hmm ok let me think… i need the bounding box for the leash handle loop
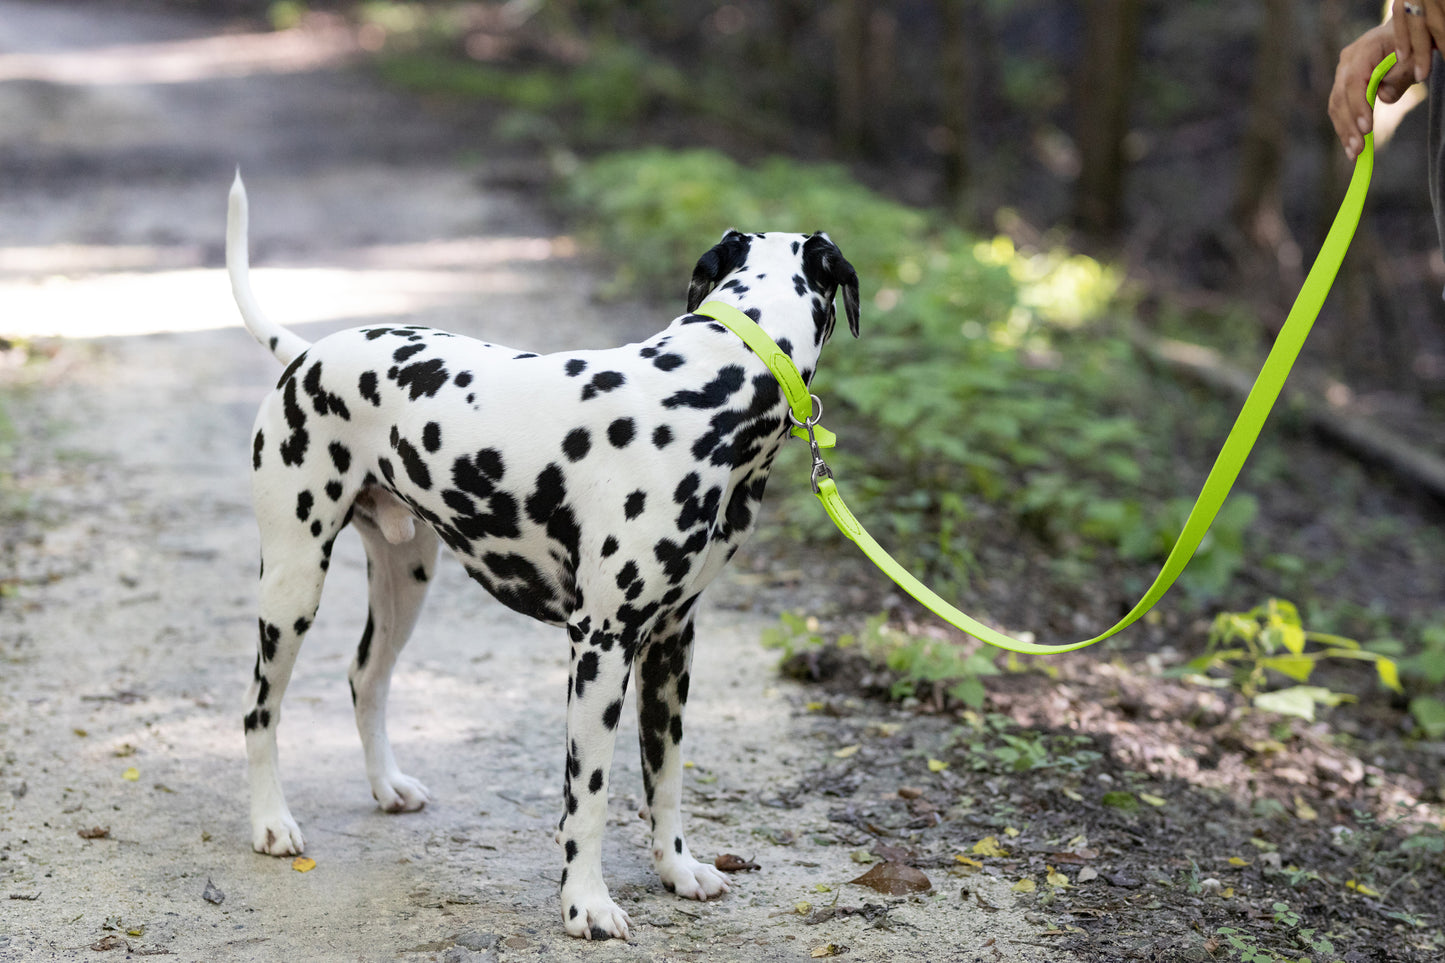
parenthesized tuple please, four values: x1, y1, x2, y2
(697, 52, 1394, 656)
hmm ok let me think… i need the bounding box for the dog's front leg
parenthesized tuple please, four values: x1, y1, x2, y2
(556, 624, 633, 940)
(635, 613, 730, 902)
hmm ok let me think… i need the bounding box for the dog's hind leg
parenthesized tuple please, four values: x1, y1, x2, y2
(245, 518, 333, 856)
(349, 508, 439, 813)
(635, 608, 729, 902)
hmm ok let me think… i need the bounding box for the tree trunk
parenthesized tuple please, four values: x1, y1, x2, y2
(1074, 0, 1144, 238)
(1231, 0, 1299, 288)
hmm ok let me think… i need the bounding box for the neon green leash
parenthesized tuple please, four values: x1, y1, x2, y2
(699, 54, 1394, 655)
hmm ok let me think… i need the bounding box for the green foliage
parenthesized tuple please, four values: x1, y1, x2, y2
(761, 612, 999, 709)
(1213, 900, 1342, 963)
(1180, 599, 1402, 723)
(955, 713, 1103, 774)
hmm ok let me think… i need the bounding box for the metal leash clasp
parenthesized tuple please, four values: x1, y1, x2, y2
(788, 393, 833, 493)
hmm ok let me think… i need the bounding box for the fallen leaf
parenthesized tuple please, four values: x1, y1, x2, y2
(814, 883, 832, 893)
(1293, 795, 1318, 821)
(1061, 787, 1084, 802)
(1227, 857, 1250, 867)
(926, 758, 949, 772)
(972, 836, 1009, 858)
(1139, 793, 1167, 807)
(1076, 867, 1099, 883)
(90, 935, 129, 952)
(954, 855, 983, 869)
(795, 900, 812, 915)
(77, 827, 111, 840)
(1011, 878, 1037, 893)
(1101, 791, 1137, 811)
(714, 854, 760, 872)
(848, 861, 932, 895)
(1045, 867, 1070, 888)
(849, 850, 877, 864)
(292, 857, 316, 873)
(810, 944, 848, 958)
(896, 786, 923, 799)
(806, 701, 825, 712)
(1003, 826, 1020, 837)
(1222, 887, 1234, 898)
(121, 768, 140, 782)
(833, 744, 860, 759)
(202, 879, 225, 905)
(1346, 879, 1380, 897)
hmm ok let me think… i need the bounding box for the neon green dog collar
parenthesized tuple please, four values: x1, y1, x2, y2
(699, 53, 1395, 655)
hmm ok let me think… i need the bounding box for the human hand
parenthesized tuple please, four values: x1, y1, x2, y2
(1330, 22, 1415, 161)
(1393, 0, 1445, 84)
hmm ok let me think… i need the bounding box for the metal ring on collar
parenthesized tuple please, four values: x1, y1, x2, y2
(787, 394, 824, 429)
(1404, 1, 1425, 17)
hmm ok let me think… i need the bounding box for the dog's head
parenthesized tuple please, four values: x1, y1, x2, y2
(686, 230, 860, 342)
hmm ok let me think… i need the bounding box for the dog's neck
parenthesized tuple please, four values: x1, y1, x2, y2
(699, 284, 834, 383)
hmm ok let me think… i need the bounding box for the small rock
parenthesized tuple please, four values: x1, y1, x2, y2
(455, 931, 501, 951)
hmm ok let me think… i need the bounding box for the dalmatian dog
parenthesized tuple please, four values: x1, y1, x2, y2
(225, 173, 859, 940)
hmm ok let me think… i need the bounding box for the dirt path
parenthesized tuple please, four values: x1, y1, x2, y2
(0, 4, 1040, 960)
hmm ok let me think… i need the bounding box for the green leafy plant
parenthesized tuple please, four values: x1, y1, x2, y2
(1180, 599, 1402, 722)
(1214, 901, 1341, 963)
(761, 612, 1000, 709)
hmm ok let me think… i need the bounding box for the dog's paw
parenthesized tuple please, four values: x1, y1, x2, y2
(372, 771, 431, 813)
(561, 890, 631, 941)
(252, 814, 305, 856)
(657, 854, 731, 901)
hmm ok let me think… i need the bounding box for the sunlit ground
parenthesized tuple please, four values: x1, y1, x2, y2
(0, 237, 577, 340)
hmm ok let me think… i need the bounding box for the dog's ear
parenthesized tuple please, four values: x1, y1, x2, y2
(687, 230, 751, 312)
(805, 233, 861, 338)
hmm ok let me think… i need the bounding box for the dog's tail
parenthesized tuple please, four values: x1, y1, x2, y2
(227, 171, 309, 366)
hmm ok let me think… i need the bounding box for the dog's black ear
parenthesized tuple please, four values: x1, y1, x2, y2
(804, 233, 861, 338)
(687, 230, 751, 312)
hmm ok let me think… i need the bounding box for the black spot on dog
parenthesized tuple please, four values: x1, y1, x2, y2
(601, 536, 619, 557)
(615, 564, 643, 597)
(663, 365, 745, 410)
(364, 328, 392, 340)
(412, 565, 429, 582)
(624, 490, 646, 520)
(357, 611, 374, 668)
(581, 370, 625, 401)
(293, 616, 311, 635)
(258, 619, 281, 662)
(589, 769, 604, 793)
(574, 650, 599, 697)
(525, 464, 567, 525)
(674, 836, 683, 854)
(602, 699, 623, 730)
(453, 370, 473, 388)
(392, 357, 450, 400)
(607, 418, 635, 448)
(302, 361, 350, 420)
(422, 422, 442, 453)
(565, 358, 588, 377)
(565, 839, 578, 862)
(653, 353, 684, 372)
(277, 351, 307, 390)
(392, 342, 426, 363)
(562, 428, 591, 462)
(358, 371, 381, 406)
(252, 430, 265, 470)
(394, 437, 432, 490)
(310, 519, 323, 537)
(652, 425, 674, 449)
(296, 490, 313, 522)
(328, 441, 352, 475)
(279, 378, 309, 467)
